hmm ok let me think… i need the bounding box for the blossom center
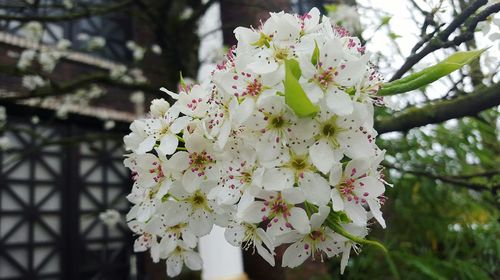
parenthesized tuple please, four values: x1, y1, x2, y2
(317, 116, 346, 148)
(337, 177, 366, 204)
(189, 151, 214, 175)
(291, 158, 306, 170)
(252, 32, 272, 48)
(243, 79, 263, 97)
(149, 161, 164, 182)
(274, 46, 290, 61)
(313, 66, 336, 90)
(308, 229, 326, 241)
(322, 123, 336, 137)
(188, 190, 212, 212)
(270, 115, 285, 128)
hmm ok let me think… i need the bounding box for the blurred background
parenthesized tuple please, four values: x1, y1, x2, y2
(0, 0, 498, 279)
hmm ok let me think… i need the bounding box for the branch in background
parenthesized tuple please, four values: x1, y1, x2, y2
(390, 0, 500, 81)
(383, 162, 497, 192)
(0, 65, 157, 102)
(0, 0, 133, 22)
(375, 82, 500, 134)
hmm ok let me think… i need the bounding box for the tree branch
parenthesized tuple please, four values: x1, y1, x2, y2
(0, 0, 133, 22)
(389, 0, 499, 81)
(0, 65, 157, 102)
(383, 162, 493, 192)
(376, 83, 500, 134)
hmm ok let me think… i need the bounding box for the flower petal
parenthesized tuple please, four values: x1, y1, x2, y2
(262, 168, 294, 191)
(282, 188, 305, 204)
(183, 251, 203, 271)
(309, 139, 335, 174)
(329, 162, 343, 185)
(282, 240, 311, 268)
(325, 88, 353, 116)
(241, 201, 268, 223)
(330, 189, 344, 212)
(166, 255, 183, 277)
(344, 202, 367, 226)
(158, 133, 178, 155)
(189, 209, 213, 236)
(136, 135, 156, 154)
(300, 173, 331, 206)
(367, 198, 386, 228)
(170, 116, 191, 134)
(310, 205, 330, 229)
(288, 207, 311, 234)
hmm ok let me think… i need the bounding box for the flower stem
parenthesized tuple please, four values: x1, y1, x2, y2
(328, 220, 388, 253)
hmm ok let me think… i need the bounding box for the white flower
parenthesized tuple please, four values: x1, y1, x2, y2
(168, 182, 218, 237)
(165, 242, 202, 277)
(328, 4, 362, 34)
(334, 223, 368, 274)
(0, 136, 11, 150)
(175, 133, 218, 192)
(57, 39, 71, 49)
(225, 221, 275, 266)
(104, 120, 115, 130)
(281, 206, 343, 268)
(88, 36, 106, 50)
(31, 115, 40, 124)
(99, 209, 121, 227)
(151, 44, 162, 55)
(127, 41, 146, 61)
(38, 51, 59, 72)
(17, 50, 36, 70)
(329, 154, 386, 227)
(22, 21, 43, 41)
(261, 142, 331, 206)
(180, 7, 193, 20)
(22, 75, 47, 90)
(308, 103, 377, 173)
(130, 91, 145, 104)
(0, 106, 5, 124)
(63, 0, 73, 9)
(77, 33, 90, 41)
(210, 141, 264, 205)
(241, 188, 310, 236)
(161, 85, 211, 118)
(123, 7, 390, 276)
(150, 98, 170, 117)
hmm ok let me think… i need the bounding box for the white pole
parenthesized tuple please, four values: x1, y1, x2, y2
(199, 226, 246, 280)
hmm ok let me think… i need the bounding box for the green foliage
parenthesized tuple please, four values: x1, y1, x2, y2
(381, 16, 392, 26)
(323, 109, 499, 279)
(311, 41, 320, 67)
(284, 59, 319, 118)
(379, 49, 486, 96)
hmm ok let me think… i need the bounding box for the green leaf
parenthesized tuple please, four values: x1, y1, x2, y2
(324, 4, 337, 13)
(179, 71, 186, 88)
(251, 32, 271, 48)
(287, 58, 301, 80)
(406, 259, 448, 280)
(381, 16, 392, 26)
(284, 59, 318, 118)
(379, 49, 486, 96)
(311, 41, 320, 67)
(389, 32, 401, 39)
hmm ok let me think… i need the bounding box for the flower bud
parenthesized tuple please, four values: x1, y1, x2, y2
(150, 98, 170, 117)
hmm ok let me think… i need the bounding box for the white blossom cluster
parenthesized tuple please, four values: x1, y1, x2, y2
(124, 8, 389, 277)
